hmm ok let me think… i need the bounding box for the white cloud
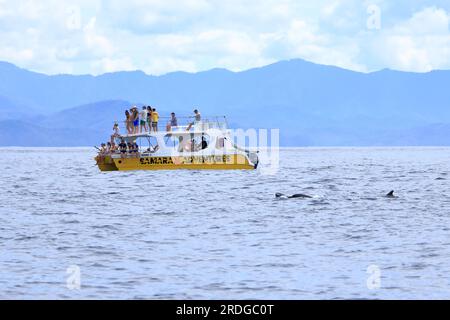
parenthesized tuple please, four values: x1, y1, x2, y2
(66, 6, 82, 31)
(371, 7, 450, 72)
(91, 57, 136, 74)
(394, 6, 449, 35)
(83, 17, 115, 57)
(0, 1, 449, 75)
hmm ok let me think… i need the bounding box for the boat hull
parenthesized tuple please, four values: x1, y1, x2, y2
(96, 154, 255, 171)
(95, 155, 119, 171)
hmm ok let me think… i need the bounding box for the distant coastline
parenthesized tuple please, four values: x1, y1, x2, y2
(1, 59, 450, 147)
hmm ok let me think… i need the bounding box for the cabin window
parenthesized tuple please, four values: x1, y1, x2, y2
(139, 136, 159, 153)
(164, 134, 181, 150)
(216, 137, 225, 149)
(172, 134, 210, 152)
(191, 134, 210, 152)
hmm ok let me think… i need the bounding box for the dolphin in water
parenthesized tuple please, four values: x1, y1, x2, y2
(275, 192, 313, 199)
(385, 190, 397, 198)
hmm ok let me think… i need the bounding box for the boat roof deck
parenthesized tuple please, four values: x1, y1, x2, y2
(116, 116, 229, 138)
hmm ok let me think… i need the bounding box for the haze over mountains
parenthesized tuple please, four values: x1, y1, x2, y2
(0, 59, 449, 146)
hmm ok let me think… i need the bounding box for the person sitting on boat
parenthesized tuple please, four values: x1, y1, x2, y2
(170, 112, 178, 127)
(110, 142, 117, 153)
(127, 142, 133, 156)
(186, 109, 201, 131)
(201, 136, 208, 150)
(166, 112, 178, 132)
(119, 139, 127, 158)
(151, 108, 159, 132)
(100, 143, 107, 154)
(96, 143, 107, 163)
(192, 137, 207, 152)
(180, 137, 190, 152)
(147, 144, 159, 154)
(194, 109, 201, 122)
(193, 141, 201, 152)
(216, 137, 225, 149)
(184, 139, 195, 152)
(133, 142, 140, 156)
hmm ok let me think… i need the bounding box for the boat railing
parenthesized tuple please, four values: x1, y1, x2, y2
(112, 115, 228, 137)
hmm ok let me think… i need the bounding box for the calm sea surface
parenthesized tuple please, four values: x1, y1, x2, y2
(1, 147, 450, 299)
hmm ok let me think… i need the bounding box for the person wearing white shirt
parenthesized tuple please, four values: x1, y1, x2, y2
(140, 106, 148, 133)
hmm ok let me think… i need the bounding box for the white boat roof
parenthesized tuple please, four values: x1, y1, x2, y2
(115, 116, 229, 140)
(123, 129, 225, 139)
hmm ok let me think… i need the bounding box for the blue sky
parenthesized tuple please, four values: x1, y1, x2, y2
(0, 0, 449, 75)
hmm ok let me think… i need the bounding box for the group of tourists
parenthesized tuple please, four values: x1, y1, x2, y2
(118, 140, 140, 158)
(99, 107, 203, 158)
(98, 140, 141, 159)
(122, 107, 201, 135)
(126, 106, 160, 134)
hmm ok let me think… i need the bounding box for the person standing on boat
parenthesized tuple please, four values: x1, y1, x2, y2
(125, 110, 132, 134)
(111, 122, 120, 144)
(151, 108, 159, 132)
(140, 106, 148, 133)
(147, 106, 153, 132)
(132, 107, 139, 134)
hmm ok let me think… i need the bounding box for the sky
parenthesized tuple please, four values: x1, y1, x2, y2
(0, 0, 449, 75)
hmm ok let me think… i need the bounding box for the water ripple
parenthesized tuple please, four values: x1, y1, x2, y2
(1, 147, 450, 299)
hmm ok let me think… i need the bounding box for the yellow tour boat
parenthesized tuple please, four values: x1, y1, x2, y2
(95, 116, 259, 171)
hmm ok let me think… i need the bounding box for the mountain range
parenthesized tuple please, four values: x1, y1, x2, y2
(0, 59, 449, 146)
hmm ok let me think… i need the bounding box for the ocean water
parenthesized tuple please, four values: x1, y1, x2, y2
(1, 147, 450, 300)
